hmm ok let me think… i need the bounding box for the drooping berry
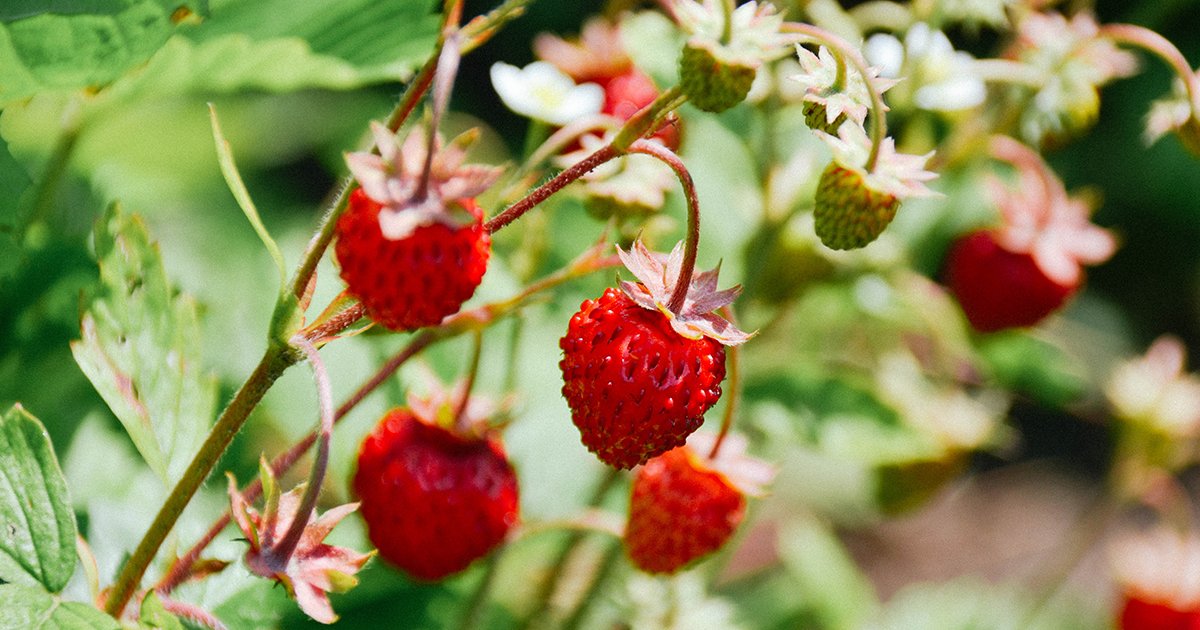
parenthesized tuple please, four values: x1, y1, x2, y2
(559, 241, 751, 469)
(813, 162, 901, 250)
(353, 396, 519, 581)
(624, 432, 773, 574)
(337, 123, 500, 331)
(944, 230, 1076, 332)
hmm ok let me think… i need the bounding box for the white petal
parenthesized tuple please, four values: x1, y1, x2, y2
(864, 33, 904, 79)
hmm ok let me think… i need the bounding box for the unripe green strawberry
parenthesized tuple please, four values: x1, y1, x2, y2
(678, 43, 758, 113)
(673, 0, 787, 113)
(802, 99, 848, 135)
(813, 162, 900, 250)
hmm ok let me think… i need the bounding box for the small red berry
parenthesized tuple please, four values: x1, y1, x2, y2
(335, 189, 489, 331)
(624, 444, 745, 574)
(353, 407, 519, 581)
(559, 241, 751, 469)
(601, 69, 681, 150)
(338, 123, 501, 332)
(560, 287, 725, 469)
(944, 230, 1075, 332)
(1120, 596, 1200, 630)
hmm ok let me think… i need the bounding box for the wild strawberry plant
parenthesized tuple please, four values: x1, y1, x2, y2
(1, 0, 1199, 628)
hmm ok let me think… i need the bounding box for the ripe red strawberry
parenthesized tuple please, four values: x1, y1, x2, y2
(601, 69, 681, 151)
(1120, 597, 1200, 630)
(559, 241, 751, 469)
(944, 230, 1075, 332)
(338, 123, 500, 331)
(624, 432, 773, 574)
(943, 137, 1116, 332)
(353, 390, 518, 581)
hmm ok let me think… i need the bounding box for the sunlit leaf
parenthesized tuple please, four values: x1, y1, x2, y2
(0, 0, 198, 106)
(0, 584, 121, 629)
(0, 405, 77, 593)
(69, 204, 216, 485)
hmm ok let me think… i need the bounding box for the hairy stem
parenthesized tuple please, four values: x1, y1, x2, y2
(106, 346, 298, 618)
(485, 145, 620, 233)
(267, 337, 334, 565)
(626, 140, 700, 314)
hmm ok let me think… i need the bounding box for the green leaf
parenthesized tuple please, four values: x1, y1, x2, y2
(208, 104, 285, 292)
(69, 204, 217, 485)
(0, 405, 77, 593)
(0, 136, 32, 280)
(778, 515, 879, 630)
(191, 0, 439, 77)
(0, 583, 121, 630)
(0, 0, 190, 106)
(99, 34, 406, 102)
(977, 331, 1087, 407)
(138, 592, 185, 630)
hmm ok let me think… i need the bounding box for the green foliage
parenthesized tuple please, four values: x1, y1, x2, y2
(0, 405, 77, 593)
(0, 584, 121, 630)
(778, 516, 880, 630)
(0, 137, 31, 281)
(138, 592, 185, 630)
(69, 204, 216, 485)
(0, 0, 201, 107)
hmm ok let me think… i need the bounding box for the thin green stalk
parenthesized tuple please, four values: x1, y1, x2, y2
(518, 467, 623, 629)
(458, 547, 505, 630)
(561, 540, 624, 630)
(105, 345, 298, 618)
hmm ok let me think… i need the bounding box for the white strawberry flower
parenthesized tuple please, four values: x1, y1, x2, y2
(879, 23, 986, 112)
(673, 0, 788, 65)
(489, 61, 604, 125)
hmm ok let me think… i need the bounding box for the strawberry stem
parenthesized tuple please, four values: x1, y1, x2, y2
(266, 336, 334, 566)
(485, 144, 620, 233)
(416, 32, 464, 202)
(626, 140, 700, 314)
(453, 330, 485, 433)
(708, 307, 742, 459)
(1101, 23, 1200, 118)
(782, 22, 889, 171)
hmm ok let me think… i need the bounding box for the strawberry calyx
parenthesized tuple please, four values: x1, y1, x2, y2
(405, 369, 509, 442)
(684, 431, 776, 498)
(616, 239, 753, 346)
(345, 122, 502, 241)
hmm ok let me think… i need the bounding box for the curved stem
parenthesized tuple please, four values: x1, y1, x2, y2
(708, 307, 741, 459)
(268, 336, 334, 564)
(105, 345, 298, 618)
(484, 144, 620, 233)
(1101, 23, 1200, 116)
(783, 22, 889, 171)
(626, 140, 700, 314)
(720, 0, 735, 45)
(517, 114, 621, 181)
(453, 330, 484, 431)
(416, 32, 463, 201)
(560, 540, 622, 630)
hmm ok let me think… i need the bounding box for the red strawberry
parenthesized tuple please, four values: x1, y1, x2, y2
(943, 137, 1116, 332)
(944, 230, 1075, 332)
(601, 69, 681, 151)
(353, 388, 518, 581)
(338, 123, 500, 331)
(624, 433, 773, 574)
(559, 240, 751, 469)
(1120, 596, 1200, 630)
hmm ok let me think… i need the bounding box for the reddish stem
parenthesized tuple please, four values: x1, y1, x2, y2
(626, 140, 700, 314)
(484, 144, 620, 233)
(452, 330, 484, 433)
